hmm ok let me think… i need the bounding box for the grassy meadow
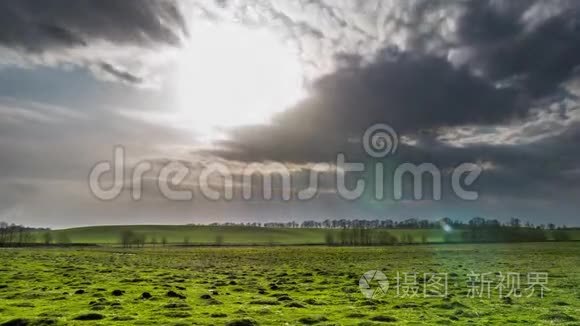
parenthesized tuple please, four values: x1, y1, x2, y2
(0, 243, 579, 325)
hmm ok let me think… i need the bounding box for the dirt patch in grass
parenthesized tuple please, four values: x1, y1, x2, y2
(225, 318, 258, 326)
(298, 316, 328, 324)
(370, 315, 397, 322)
(73, 313, 105, 321)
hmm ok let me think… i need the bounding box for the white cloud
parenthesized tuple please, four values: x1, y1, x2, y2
(437, 98, 580, 147)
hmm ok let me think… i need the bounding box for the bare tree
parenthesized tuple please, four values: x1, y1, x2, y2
(0, 222, 8, 246)
(56, 233, 71, 245)
(215, 234, 224, 246)
(42, 232, 53, 245)
(120, 230, 135, 248)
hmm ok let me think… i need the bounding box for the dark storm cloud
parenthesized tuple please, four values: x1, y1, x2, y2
(201, 0, 580, 221)
(210, 0, 580, 162)
(286, 52, 526, 132)
(454, 0, 580, 97)
(447, 124, 580, 203)
(208, 51, 528, 163)
(0, 0, 186, 51)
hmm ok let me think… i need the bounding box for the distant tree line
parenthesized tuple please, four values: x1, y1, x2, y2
(323, 217, 575, 245)
(204, 217, 575, 246)
(207, 217, 573, 231)
(0, 222, 49, 247)
(325, 228, 400, 246)
(1, 217, 574, 248)
(119, 230, 147, 248)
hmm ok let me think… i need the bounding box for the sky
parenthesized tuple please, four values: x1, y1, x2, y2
(1, 0, 580, 228)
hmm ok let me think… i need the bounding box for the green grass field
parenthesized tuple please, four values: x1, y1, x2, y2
(0, 243, 579, 325)
(42, 225, 580, 245)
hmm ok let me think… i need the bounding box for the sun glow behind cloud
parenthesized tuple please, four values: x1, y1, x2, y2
(174, 20, 306, 139)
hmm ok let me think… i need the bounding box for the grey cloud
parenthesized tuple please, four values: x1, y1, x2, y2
(267, 0, 580, 97)
(0, 0, 187, 84)
(209, 51, 528, 163)
(99, 62, 143, 84)
(2, 0, 580, 225)
(206, 1, 580, 192)
(0, 0, 186, 52)
(453, 0, 580, 97)
(0, 97, 193, 181)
